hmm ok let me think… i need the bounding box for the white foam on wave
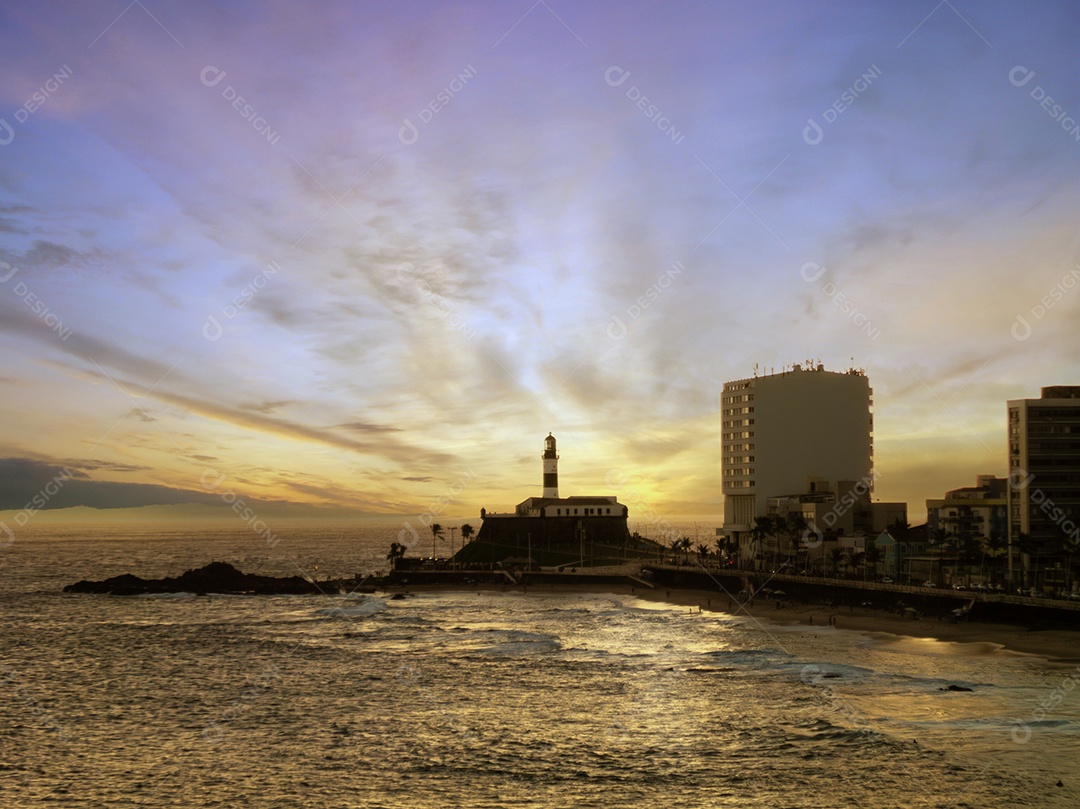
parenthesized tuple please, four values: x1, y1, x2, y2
(315, 596, 388, 619)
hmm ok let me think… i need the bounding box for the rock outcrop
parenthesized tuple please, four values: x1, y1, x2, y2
(64, 562, 368, 596)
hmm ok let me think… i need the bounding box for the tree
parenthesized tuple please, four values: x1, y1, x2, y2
(958, 532, 981, 586)
(430, 523, 444, 559)
(846, 549, 865, 579)
(751, 516, 774, 571)
(864, 544, 882, 581)
(1014, 532, 1034, 591)
(678, 537, 692, 564)
(460, 524, 475, 544)
(772, 516, 788, 569)
(696, 543, 710, 564)
(930, 527, 950, 585)
(983, 531, 1006, 586)
(787, 514, 809, 570)
(386, 542, 406, 568)
(829, 547, 844, 578)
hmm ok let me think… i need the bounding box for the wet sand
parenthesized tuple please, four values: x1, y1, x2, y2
(627, 583, 1080, 664)
(388, 580, 1080, 663)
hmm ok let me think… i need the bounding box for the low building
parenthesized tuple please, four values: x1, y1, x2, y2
(457, 434, 644, 568)
(926, 475, 1007, 543)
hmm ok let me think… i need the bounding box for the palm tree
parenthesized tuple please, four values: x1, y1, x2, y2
(713, 536, 726, 561)
(679, 537, 692, 564)
(430, 523, 444, 560)
(846, 549, 865, 579)
(386, 542, 406, 565)
(983, 531, 1006, 587)
(829, 547, 844, 578)
(787, 514, 808, 570)
(752, 516, 774, 571)
(958, 532, 981, 587)
(772, 516, 788, 569)
(1014, 531, 1034, 591)
(668, 538, 681, 563)
(930, 527, 950, 586)
(460, 524, 475, 544)
(696, 543, 710, 565)
(864, 544, 882, 581)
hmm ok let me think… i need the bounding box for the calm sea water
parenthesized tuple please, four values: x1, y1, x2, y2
(2, 521, 1079, 808)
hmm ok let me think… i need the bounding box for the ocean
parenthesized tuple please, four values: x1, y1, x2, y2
(2, 520, 1079, 808)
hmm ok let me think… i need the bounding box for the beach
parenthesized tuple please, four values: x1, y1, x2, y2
(386, 579, 1080, 664)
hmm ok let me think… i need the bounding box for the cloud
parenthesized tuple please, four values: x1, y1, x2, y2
(0, 457, 221, 511)
(0, 240, 101, 274)
(239, 400, 295, 414)
(337, 421, 402, 434)
(0, 307, 459, 470)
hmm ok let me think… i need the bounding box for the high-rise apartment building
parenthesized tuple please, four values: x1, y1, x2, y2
(1006, 386, 1080, 590)
(721, 364, 874, 541)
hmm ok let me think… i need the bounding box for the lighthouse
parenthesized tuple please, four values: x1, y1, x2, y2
(542, 433, 559, 498)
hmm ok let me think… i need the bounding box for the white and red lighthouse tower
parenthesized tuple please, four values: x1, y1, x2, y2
(542, 433, 559, 498)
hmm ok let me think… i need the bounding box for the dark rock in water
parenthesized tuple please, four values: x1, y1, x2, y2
(940, 684, 973, 692)
(64, 562, 363, 596)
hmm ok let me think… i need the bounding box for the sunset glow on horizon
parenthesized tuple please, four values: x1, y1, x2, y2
(0, 1, 1077, 528)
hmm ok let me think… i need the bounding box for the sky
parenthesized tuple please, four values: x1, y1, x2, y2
(0, 0, 1077, 529)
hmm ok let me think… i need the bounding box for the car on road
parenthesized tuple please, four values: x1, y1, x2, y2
(880, 577, 894, 584)
(922, 581, 936, 588)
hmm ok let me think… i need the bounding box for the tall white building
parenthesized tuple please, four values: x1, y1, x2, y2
(721, 364, 874, 541)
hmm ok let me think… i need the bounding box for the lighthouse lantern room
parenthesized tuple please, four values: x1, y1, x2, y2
(542, 433, 559, 498)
